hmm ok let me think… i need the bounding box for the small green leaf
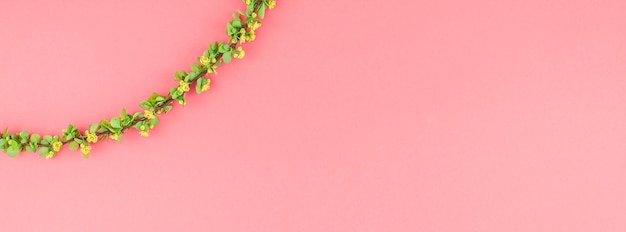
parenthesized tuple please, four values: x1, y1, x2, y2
(149, 118, 159, 128)
(258, 4, 266, 19)
(232, 19, 242, 28)
(111, 117, 121, 129)
(139, 101, 152, 109)
(196, 77, 207, 94)
(26, 144, 37, 152)
(164, 105, 172, 112)
(30, 134, 41, 143)
(68, 141, 79, 151)
(89, 123, 99, 132)
(39, 147, 50, 156)
(9, 140, 19, 150)
(20, 130, 28, 140)
(190, 63, 201, 73)
(223, 51, 232, 63)
(7, 146, 19, 157)
(227, 22, 236, 36)
(186, 71, 199, 82)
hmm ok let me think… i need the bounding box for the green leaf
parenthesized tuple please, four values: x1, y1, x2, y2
(111, 117, 121, 129)
(139, 101, 152, 109)
(185, 71, 199, 82)
(66, 124, 75, 133)
(43, 135, 52, 142)
(100, 120, 112, 131)
(196, 81, 203, 94)
(89, 123, 99, 132)
(20, 130, 28, 140)
(9, 140, 19, 150)
(223, 51, 232, 63)
(149, 118, 159, 128)
(218, 42, 230, 53)
(258, 4, 266, 19)
(68, 141, 79, 151)
(232, 19, 242, 28)
(39, 147, 50, 156)
(164, 105, 172, 112)
(190, 63, 201, 73)
(7, 146, 19, 157)
(196, 77, 206, 94)
(30, 134, 41, 143)
(26, 144, 37, 152)
(120, 108, 128, 118)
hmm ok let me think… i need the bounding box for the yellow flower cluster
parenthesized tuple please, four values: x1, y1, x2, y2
(177, 81, 190, 92)
(239, 29, 256, 43)
(45, 151, 55, 160)
(52, 141, 62, 152)
(110, 133, 120, 141)
(249, 21, 261, 31)
(140, 131, 149, 137)
(200, 56, 209, 66)
(201, 78, 211, 92)
(233, 46, 245, 59)
(268, 0, 276, 9)
(85, 130, 98, 143)
(80, 144, 91, 156)
(144, 110, 156, 120)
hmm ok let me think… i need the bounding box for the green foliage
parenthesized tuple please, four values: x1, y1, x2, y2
(69, 141, 79, 151)
(0, 0, 275, 159)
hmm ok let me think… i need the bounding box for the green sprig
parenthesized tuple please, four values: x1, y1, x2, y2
(0, 0, 275, 159)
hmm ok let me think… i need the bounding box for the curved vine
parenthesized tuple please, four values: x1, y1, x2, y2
(0, 0, 276, 159)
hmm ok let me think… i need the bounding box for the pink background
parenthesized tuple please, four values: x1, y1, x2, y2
(1, 0, 626, 231)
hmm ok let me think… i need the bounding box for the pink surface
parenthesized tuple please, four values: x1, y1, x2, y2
(1, 0, 626, 231)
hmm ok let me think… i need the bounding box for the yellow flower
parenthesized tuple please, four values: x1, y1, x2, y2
(268, 0, 276, 9)
(236, 46, 245, 59)
(177, 81, 190, 93)
(201, 84, 210, 92)
(45, 151, 54, 160)
(110, 133, 120, 141)
(144, 110, 156, 120)
(248, 30, 256, 41)
(250, 21, 261, 31)
(85, 130, 98, 143)
(80, 144, 91, 156)
(199, 56, 209, 66)
(52, 141, 62, 152)
(140, 130, 149, 137)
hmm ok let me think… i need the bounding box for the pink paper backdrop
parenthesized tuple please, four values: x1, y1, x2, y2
(1, 0, 626, 231)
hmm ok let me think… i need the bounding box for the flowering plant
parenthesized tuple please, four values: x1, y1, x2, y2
(0, 0, 276, 159)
